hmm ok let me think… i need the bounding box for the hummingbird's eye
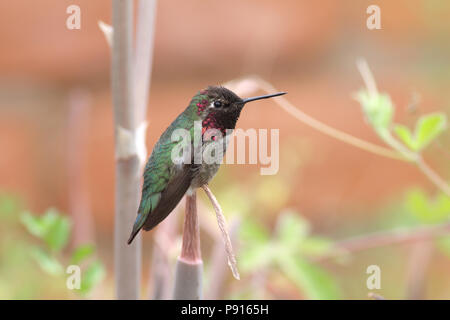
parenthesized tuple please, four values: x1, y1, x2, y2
(213, 101, 222, 108)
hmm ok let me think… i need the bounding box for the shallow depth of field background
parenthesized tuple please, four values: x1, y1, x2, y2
(0, 0, 449, 299)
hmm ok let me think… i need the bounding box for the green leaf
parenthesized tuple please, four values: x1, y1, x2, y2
(31, 247, 64, 276)
(354, 90, 393, 129)
(415, 113, 447, 151)
(21, 212, 46, 238)
(21, 209, 71, 252)
(240, 218, 269, 245)
(41, 209, 71, 252)
(436, 235, 450, 258)
(239, 243, 276, 272)
(405, 189, 450, 224)
(0, 193, 20, 220)
(275, 210, 310, 248)
(405, 189, 429, 223)
(71, 244, 95, 265)
(80, 261, 105, 295)
(394, 125, 418, 151)
(299, 237, 333, 257)
(277, 255, 340, 299)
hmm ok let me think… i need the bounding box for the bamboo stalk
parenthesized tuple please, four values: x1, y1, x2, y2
(112, 0, 141, 300)
(134, 0, 157, 125)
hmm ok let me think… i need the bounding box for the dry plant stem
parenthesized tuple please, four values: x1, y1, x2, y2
(180, 192, 201, 262)
(206, 218, 240, 299)
(201, 185, 240, 280)
(356, 59, 450, 196)
(173, 192, 203, 299)
(253, 77, 404, 161)
(112, 0, 141, 300)
(356, 58, 378, 98)
(318, 222, 450, 261)
(416, 156, 450, 196)
(253, 76, 450, 196)
(406, 240, 433, 300)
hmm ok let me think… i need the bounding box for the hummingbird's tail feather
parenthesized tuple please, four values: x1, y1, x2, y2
(127, 211, 147, 244)
(127, 224, 140, 245)
(127, 193, 161, 245)
(127, 164, 194, 245)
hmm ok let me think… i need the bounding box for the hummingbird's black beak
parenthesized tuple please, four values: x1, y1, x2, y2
(242, 92, 286, 105)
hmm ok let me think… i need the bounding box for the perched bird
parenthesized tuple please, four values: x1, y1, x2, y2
(127, 86, 286, 244)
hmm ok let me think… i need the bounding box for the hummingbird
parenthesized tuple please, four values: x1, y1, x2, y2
(127, 86, 286, 244)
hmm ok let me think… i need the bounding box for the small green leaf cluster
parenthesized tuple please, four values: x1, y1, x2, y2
(354, 89, 447, 155)
(20, 209, 105, 296)
(239, 211, 340, 299)
(404, 189, 450, 257)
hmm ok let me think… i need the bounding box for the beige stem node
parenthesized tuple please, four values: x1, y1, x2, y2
(98, 20, 113, 47)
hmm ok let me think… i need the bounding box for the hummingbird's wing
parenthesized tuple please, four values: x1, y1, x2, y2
(127, 117, 197, 244)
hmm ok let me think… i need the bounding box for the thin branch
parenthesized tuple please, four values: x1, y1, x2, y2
(248, 76, 405, 161)
(318, 222, 450, 261)
(201, 185, 240, 280)
(237, 75, 450, 196)
(356, 58, 378, 97)
(416, 156, 450, 196)
(355, 59, 449, 196)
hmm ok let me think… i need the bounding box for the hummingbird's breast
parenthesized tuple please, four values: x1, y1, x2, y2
(189, 134, 230, 189)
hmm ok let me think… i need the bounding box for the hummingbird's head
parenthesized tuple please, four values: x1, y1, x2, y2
(194, 86, 286, 131)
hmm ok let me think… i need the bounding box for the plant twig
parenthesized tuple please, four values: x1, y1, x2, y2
(416, 156, 450, 196)
(235, 74, 450, 196)
(246, 76, 404, 161)
(201, 185, 240, 280)
(356, 58, 378, 98)
(173, 192, 203, 299)
(318, 222, 450, 261)
(355, 60, 449, 196)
